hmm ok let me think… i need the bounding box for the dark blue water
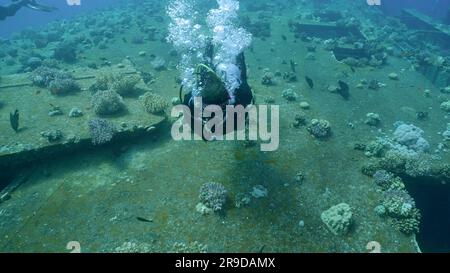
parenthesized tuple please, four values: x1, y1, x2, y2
(405, 177, 450, 253)
(2, 0, 449, 39)
(0, 0, 125, 38)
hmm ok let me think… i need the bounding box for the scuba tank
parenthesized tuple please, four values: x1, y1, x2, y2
(180, 39, 253, 108)
(194, 63, 230, 106)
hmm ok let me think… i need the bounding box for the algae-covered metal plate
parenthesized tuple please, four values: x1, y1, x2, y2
(0, 62, 165, 166)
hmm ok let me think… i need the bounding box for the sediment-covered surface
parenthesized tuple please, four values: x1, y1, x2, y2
(1, 0, 449, 252)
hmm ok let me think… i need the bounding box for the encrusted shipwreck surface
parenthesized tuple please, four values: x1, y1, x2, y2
(2, 0, 450, 253)
(0, 63, 165, 168)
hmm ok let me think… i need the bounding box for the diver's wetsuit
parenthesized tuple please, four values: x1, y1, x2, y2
(183, 52, 253, 111)
(182, 52, 254, 137)
(0, 1, 27, 20)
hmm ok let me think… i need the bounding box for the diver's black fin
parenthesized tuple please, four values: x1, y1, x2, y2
(26, 0, 58, 12)
(179, 85, 184, 104)
(236, 53, 248, 85)
(204, 38, 214, 67)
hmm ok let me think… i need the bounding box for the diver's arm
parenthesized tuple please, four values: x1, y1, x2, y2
(0, 1, 26, 20)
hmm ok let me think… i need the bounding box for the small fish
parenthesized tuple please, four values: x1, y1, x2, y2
(136, 216, 153, 223)
(305, 76, 314, 89)
(350, 66, 355, 73)
(290, 60, 297, 73)
(35, 90, 41, 95)
(9, 109, 19, 132)
(281, 35, 287, 41)
(337, 80, 350, 100)
(122, 37, 128, 43)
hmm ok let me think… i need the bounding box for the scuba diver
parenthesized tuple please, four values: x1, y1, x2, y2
(0, 0, 57, 21)
(181, 54, 253, 110)
(179, 40, 254, 137)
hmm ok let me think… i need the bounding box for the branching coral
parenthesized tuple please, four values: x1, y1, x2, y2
(91, 90, 126, 116)
(89, 74, 141, 96)
(373, 170, 394, 189)
(281, 88, 298, 101)
(363, 159, 423, 235)
(30, 66, 80, 95)
(40, 129, 63, 143)
(371, 172, 422, 235)
(440, 101, 450, 112)
(140, 92, 169, 114)
(88, 118, 116, 145)
(49, 77, 81, 95)
(382, 188, 416, 218)
(320, 203, 353, 236)
(198, 182, 227, 212)
(30, 66, 67, 86)
(392, 208, 421, 235)
(110, 74, 141, 96)
(89, 74, 110, 93)
(308, 119, 331, 139)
